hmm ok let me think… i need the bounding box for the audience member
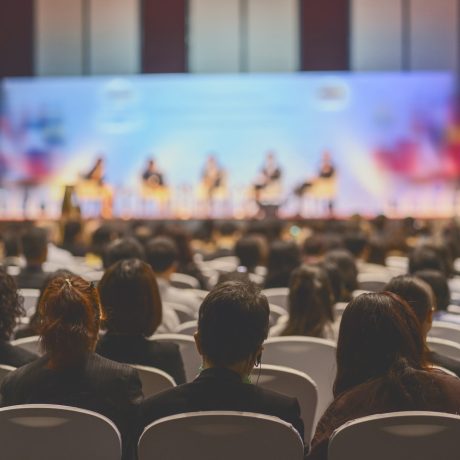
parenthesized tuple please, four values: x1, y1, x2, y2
(103, 237, 145, 269)
(140, 281, 304, 443)
(2, 233, 24, 268)
(0, 274, 143, 460)
(408, 245, 448, 277)
(97, 259, 185, 384)
(203, 221, 239, 261)
(234, 235, 263, 273)
(324, 249, 358, 301)
(61, 219, 87, 257)
(264, 240, 301, 288)
(309, 292, 460, 460)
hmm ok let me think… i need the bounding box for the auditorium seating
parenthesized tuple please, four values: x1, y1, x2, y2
(131, 365, 176, 397)
(18, 288, 40, 317)
(170, 273, 200, 289)
(175, 320, 198, 335)
(0, 364, 15, 385)
(427, 337, 460, 361)
(163, 301, 196, 323)
(428, 321, 460, 345)
(11, 335, 42, 356)
(262, 287, 289, 309)
(138, 411, 304, 460)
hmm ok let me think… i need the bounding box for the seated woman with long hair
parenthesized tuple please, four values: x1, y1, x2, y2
(97, 259, 185, 384)
(0, 274, 143, 460)
(271, 265, 336, 340)
(308, 292, 460, 460)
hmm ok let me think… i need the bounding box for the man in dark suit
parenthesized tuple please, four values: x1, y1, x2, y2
(140, 281, 305, 443)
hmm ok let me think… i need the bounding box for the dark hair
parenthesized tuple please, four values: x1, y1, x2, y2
(415, 269, 450, 311)
(408, 245, 447, 276)
(320, 261, 343, 304)
(21, 227, 47, 262)
(334, 292, 426, 397)
(324, 249, 358, 301)
(302, 235, 325, 257)
(3, 233, 21, 258)
(98, 259, 162, 336)
(217, 221, 238, 237)
(198, 281, 269, 367)
(235, 236, 262, 271)
(62, 220, 82, 247)
(38, 275, 101, 368)
(0, 268, 24, 340)
(103, 237, 145, 269)
(344, 232, 368, 258)
(385, 275, 434, 325)
(90, 224, 116, 257)
(265, 240, 301, 288)
(282, 265, 334, 337)
(145, 236, 178, 273)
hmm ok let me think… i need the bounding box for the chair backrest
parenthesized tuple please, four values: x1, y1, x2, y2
(250, 364, 318, 444)
(18, 288, 40, 317)
(449, 277, 460, 294)
(334, 302, 348, 319)
(138, 411, 304, 460)
(357, 272, 391, 292)
(11, 335, 42, 356)
(132, 365, 176, 397)
(0, 364, 15, 385)
(427, 337, 460, 361)
(269, 303, 287, 327)
(328, 411, 460, 460)
(263, 336, 336, 427)
(430, 365, 458, 378)
(170, 273, 200, 290)
(262, 287, 289, 309)
(175, 320, 198, 335)
(149, 334, 201, 382)
(0, 404, 121, 460)
(429, 321, 460, 344)
(163, 302, 196, 323)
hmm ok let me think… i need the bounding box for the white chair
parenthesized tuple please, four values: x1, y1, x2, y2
(138, 411, 304, 460)
(385, 256, 408, 274)
(449, 277, 460, 294)
(250, 364, 317, 444)
(188, 289, 209, 302)
(170, 273, 200, 290)
(357, 272, 391, 292)
(447, 304, 460, 314)
(430, 365, 458, 378)
(352, 289, 371, 298)
(334, 302, 348, 320)
(328, 411, 460, 460)
(269, 303, 288, 327)
(18, 288, 40, 317)
(429, 321, 460, 344)
(0, 404, 121, 460)
(0, 364, 15, 385)
(164, 302, 196, 323)
(175, 320, 198, 335)
(427, 337, 460, 361)
(262, 287, 289, 309)
(263, 336, 336, 427)
(11, 335, 42, 356)
(132, 365, 176, 397)
(149, 334, 201, 382)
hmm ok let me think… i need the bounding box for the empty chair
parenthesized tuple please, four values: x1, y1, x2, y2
(429, 321, 460, 344)
(427, 337, 460, 361)
(250, 364, 318, 444)
(11, 335, 42, 356)
(138, 411, 304, 460)
(175, 320, 197, 335)
(357, 272, 391, 292)
(164, 302, 196, 323)
(262, 287, 289, 309)
(170, 273, 200, 290)
(263, 336, 336, 426)
(328, 411, 460, 460)
(18, 288, 40, 317)
(0, 404, 121, 460)
(0, 364, 15, 385)
(132, 365, 175, 398)
(149, 334, 201, 382)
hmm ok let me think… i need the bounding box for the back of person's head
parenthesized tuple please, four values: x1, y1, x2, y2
(90, 224, 116, 257)
(334, 292, 425, 397)
(408, 245, 447, 276)
(0, 268, 24, 341)
(21, 227, 47, 264)
(145, 236, 178, 274)
(267, 240, 301, 275)
(99, 259, 162, 337)
(344, 232, 368, 258)
(302, 235, 325, 259)
(38, 274, 101, 368)
(324, 249, 358, 301)
(3, 233, 21, 258)
(62, 219, 83, 247)
(320, 260, 343, 304)
(367, 237, 387, 265)
(414, 269, 450, 312)
(235, 236, 262, 271)
(155, 224, 194, 266)
(198, 281, 269, 367)
(282, 265, 334, 337)
(103, 237, 145, 269)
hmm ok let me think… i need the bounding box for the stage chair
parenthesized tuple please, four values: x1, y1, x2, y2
(328, 411, 460, 460)
(0, 404, 121, 460)
(149, 334, 201, 383)
(163, 302, 196, 323)
(262, 288, 289, 310)
(170, 273, 200, 290)
(11, 335, 42, 356)
(138, 411, 304, 460)
(427, 337, 460, 361)
(428, 321, 460, 345)
(263, 336, 336, 427)
(250, 364, 318, 444)
(357, 272, 391, 292)
(0, 364, 15, 385)
(18, 289, 40, 317)
(175, 320, 198, 336)
(132, 365, 176, 397)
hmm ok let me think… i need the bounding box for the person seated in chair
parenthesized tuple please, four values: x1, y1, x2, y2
(140, 281, 305, 445)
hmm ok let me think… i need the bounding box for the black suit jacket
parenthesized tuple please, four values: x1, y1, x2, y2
(0, 353, 143, 460)
(15, 266, 49, 289)
(96, 334, 186, 384)
(140, 367, 304, 442)
(0, 341, 38, 368)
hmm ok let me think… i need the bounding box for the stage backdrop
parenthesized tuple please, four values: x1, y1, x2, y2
(0, 72, 458, 219)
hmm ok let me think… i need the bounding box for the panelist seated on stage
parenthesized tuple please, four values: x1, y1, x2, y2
(199, 154, 227, 198)
(253, 151, 283, 203)
(139, 281, 305, 444)
(142, 158, 165, 189)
